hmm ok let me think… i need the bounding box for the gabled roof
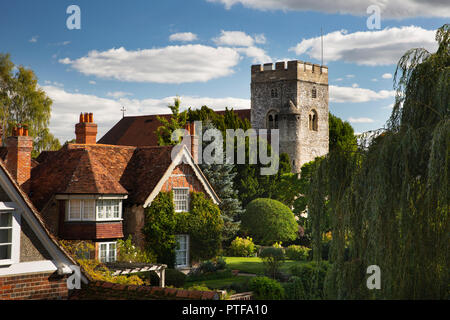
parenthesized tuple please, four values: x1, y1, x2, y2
(97, 109, 251, 147)
(0, 159, 78, 277)
(30, 142, 219, 211)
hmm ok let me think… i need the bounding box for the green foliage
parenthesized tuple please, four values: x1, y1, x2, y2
(156, 96, 187, 146)
(0, 53, 60, 154)
(249, 276, 285, 300)
(60, 240, 144, 286)
(285, 245, 310, 261)
(259, 247, 285, 279)
(229, 236, 256, 257)
(308, 25, 449, 299)
(241, 198, 298, 245)
(142, 192, 177, 267)
(175, 192, 224, 262)
(199, 121, 243, 244)
(289, 261, 330, 299)
(117, 235, 156, 263)
(329, 113, 357, 153)
(283, 276, 307, 300)
(164, 268, 187, 287)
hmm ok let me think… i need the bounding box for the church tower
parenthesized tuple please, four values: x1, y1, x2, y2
(250, 60, 329, 173)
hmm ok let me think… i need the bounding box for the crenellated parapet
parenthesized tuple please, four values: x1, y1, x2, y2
(251, 60, 328, 85)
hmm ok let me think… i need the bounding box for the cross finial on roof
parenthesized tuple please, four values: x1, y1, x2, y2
(121, 106, 127, 118)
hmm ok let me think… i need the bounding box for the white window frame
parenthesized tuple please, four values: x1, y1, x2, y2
(66, 198, 123, 222)
(173, 188, 189, 212)
(175, 234, 189, 268)
(98, 241, 117, 263)
(0, 202, 20, 266)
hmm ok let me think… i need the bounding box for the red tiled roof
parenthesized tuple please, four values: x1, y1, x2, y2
(97, 109, 251, 147)
(30, 143, 174, 210)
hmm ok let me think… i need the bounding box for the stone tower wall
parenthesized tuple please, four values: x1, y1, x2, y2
(250, 60, 329, 172)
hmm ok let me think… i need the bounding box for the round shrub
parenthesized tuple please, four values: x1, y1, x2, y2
(164, 268, 187, 288)
(241, 198, 298, 245)
(229, 236, 256, 257)
(285, 245, 310, 261)
(249, 276, 285, 300)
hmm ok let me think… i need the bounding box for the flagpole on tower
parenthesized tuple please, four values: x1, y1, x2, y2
(321, 27, 323, 66)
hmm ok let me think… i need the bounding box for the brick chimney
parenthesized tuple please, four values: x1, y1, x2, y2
(185, 122, 198, 164)
(75, 112, 97, 144)
(6, 125, 33, 192)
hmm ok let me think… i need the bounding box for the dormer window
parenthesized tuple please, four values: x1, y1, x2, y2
(66, 198, 122, 221)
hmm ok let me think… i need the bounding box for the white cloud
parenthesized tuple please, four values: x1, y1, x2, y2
(348, 117, 375, 123)
(169, 32, 198, 42)
(89, 80, 96, 85)
(382, 73, 393, 79)
(42, 86, 250, 142)
(59, 46, 240, 84)
(213, 30, 256, 47)
(212, 31, 271, 63)
(106, 91, 133, 99)
(207, 0, 450, 19)
(352, 83, 359, 88)
(235, 46, 271, 63)
(29, 35, 39, 43)
(330, 85, 395, 103)
(254, 34, 266, 44)
(346, 74, 355, 78)
(289, 26, 438, 66)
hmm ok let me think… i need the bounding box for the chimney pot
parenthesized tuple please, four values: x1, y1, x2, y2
(75, 113, 97, 144)
(79, 113, 84, 123)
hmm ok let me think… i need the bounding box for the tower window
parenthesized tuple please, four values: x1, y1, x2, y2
(271, 88, 278, 98)
(309, 110, 318, 131)
(312, 87, 317, 99)
(267, 111, 279, 129)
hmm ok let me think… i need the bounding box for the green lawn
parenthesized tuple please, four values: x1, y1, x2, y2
(224, 256, 306, 275)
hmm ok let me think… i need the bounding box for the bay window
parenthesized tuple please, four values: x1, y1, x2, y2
(66, 198, 122, 221)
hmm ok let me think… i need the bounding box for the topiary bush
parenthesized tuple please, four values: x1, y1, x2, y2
(285, 245, 310, 261)
(289, 261, 330, 299)
(259, 247, 285, 279)
(249, 276, 285, 300)
(228, 236, 256, 257)
(241, 198, 298, 245)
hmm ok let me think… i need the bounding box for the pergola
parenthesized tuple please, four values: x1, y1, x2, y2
(105, 262, 167, 287)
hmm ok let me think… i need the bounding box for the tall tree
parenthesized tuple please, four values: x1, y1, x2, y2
(156, 97, 187, 146)
(0, 53, 60, 155)
(309, 24, 449, 299)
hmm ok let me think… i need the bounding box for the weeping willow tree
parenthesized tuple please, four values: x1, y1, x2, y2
(308, 24, 449, 299)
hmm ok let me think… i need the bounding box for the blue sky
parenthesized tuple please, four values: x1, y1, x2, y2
(1, 0, 448, 142)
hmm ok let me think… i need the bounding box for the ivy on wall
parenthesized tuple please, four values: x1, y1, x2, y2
(143, 191, 223, 267)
